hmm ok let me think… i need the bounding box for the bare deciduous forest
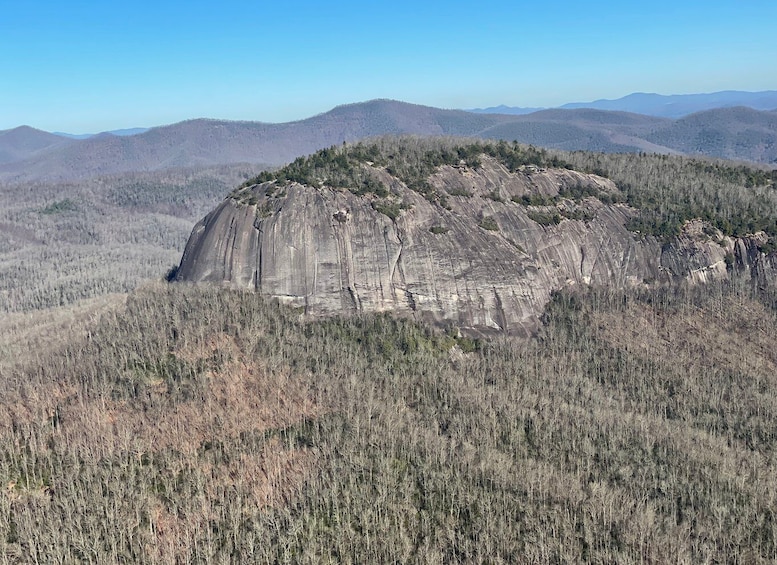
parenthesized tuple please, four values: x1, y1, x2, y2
(0, 279, 775, 562)
(0, 165, 262, 313)
(0, 139, 776, 562)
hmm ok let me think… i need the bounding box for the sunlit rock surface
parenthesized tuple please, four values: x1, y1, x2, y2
(176, 158, 772, 335)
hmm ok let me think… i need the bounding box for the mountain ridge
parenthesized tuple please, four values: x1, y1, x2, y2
(0, 125, 74, 166)
(2, 99, 776, 183)
(646, 106, 777, 162)
(473, 90, 777, 118)
(53, 127, 151, 140)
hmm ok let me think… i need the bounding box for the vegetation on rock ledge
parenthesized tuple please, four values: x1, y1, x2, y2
(235, 137, 572, 204)
(564, 151, 777, 242)
(234, 137, 777, 247)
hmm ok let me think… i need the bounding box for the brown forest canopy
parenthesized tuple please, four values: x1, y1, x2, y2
(1, 277, 776, 562)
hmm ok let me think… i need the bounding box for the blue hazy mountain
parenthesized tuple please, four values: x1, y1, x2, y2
(53, 127, 150, 140)
(2, 98, 776, 182)
(472, 91, 777, 119)
(467, 105, 545, 115)
(560, 91, 777, 118)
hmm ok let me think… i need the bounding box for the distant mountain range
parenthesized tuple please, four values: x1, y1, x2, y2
(470, 90, 777, 119)
(468, 105, 545, 116)
(53, 127, 150, 140)
(1, 98, 776, 183)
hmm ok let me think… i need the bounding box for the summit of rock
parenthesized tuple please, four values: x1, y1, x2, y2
(175, 139, 777, 335)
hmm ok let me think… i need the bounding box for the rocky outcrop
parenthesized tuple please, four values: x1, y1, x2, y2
(175, 157, 773, 335)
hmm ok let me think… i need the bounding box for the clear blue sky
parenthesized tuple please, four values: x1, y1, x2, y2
(2, 0, 776, 133)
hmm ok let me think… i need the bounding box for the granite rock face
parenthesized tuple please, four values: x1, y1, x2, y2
(175, 157, 772, 335)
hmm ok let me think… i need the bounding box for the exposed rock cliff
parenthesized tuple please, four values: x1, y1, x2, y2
(176, 151, 774, 335)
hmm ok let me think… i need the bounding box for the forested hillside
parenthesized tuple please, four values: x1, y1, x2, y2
(3, 100, 777, 184)
(0, 134, 776, 561)
(0, 164, 263, 313)
(562, 150, 777, 242)
(1, 278, 775, 562)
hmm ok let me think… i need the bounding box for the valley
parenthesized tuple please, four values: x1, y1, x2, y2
(0, 102, 776, 562)
(4, 0, 776, 557)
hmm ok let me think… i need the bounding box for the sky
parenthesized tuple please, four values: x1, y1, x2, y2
(2, 0, 776, 133)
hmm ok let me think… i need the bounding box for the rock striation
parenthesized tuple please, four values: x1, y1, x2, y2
(175, 155, 774, 335)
